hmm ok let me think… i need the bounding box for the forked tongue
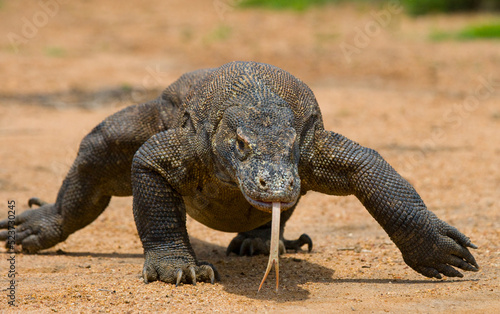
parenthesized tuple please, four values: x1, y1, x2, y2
(258, 202, 281, 292)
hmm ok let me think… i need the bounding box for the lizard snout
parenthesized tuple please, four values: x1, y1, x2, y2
(238, 162, 300, 212)
(256, 173, 295, 193)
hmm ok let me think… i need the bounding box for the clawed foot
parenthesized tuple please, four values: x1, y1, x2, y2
(0, 198, 64, 253)
(399, 213, 479, 279)
(283, 234, 313, 253)
(142, 250, 219, 286)
(226, 231, 312, 256)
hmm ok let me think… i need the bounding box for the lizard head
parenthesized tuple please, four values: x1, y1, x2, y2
(212, 101, 301, 213)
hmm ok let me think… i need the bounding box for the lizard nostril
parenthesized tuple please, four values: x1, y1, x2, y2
(259, 178, 267, 188)
(288, 178, 294, 190)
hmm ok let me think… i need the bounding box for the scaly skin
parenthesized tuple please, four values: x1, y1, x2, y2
(0, 61, 478, 286)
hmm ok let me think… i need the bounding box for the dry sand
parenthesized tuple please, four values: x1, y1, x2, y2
(0, 1, 499, 312)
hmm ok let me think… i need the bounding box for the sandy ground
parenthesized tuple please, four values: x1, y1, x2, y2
(0, 0, 499, 312)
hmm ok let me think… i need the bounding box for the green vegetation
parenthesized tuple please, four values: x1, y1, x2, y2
(238, 0, 383, 11)
(401, 0, 480, 15)
(239, 0, 333, 11)
(239, 0, 500, 14)
(211, 25, 232, 40)
(431, 22, 500, 40)
(402, 0, 500, 15)
(204, 25, 233, 44)
(44, 46, 67, 57)
(120, 84, 133, 93)
(458, 22, 500, 39)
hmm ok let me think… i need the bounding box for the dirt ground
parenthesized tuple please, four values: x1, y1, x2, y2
(0, 0, 499, 312)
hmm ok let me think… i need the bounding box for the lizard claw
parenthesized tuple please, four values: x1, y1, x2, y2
(283, 233, 313, 252)
(446, 225, 478, 250)
(198, 263, 217, 284)
(398, 212, 479, 279)
(0, 203, 64, 253)
(239, 237, 260, 256)
(142, 251, 219, 286)
(175, 269, 183, 287)
(226, 236, 286, 256)
(227, 233, 311, 256)
(188, 266, 196, 286)
(208, 265, 216, 284)
(28, 197, 48, 208)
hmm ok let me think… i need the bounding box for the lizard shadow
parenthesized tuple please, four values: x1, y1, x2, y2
(334, 278, 479, 284)
(192, 238, 480, 300)
(5, 237, 473, 301)
(8, 236, 333, 301)
(191, 237, 335, 301)
(34, 251, 144, 259)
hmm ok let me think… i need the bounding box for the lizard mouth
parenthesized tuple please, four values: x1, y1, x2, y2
(242, 192, 296, 213)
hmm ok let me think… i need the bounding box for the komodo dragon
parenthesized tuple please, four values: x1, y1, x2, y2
(0, 61, 479, 288)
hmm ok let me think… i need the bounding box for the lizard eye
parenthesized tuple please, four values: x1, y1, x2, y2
(237, 138, 245, 152)
(235, 137, 250, 161)
(235, 127, 252, 160)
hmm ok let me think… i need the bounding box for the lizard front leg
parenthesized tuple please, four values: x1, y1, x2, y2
(132, 130, 217, 285)
(302, 129, 479, 279)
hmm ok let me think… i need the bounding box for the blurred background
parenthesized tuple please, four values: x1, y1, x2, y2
(0, 0, 498, 107)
